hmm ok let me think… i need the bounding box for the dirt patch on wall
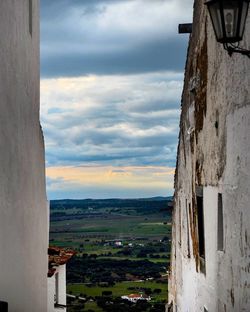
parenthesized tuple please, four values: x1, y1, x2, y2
(196, 159, 203, 186)
(194, 32, 208, 138)
(190, 192, 200, 272)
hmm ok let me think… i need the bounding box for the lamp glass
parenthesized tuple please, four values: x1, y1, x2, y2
(207, 1, 224, 41)
(206, 0, 250, 43)
(240, 1, 249, 37)
(222, 1, 239, 40)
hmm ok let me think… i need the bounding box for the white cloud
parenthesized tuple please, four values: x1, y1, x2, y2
(41, 71, 182, 169)
(46, 165, 175, 199)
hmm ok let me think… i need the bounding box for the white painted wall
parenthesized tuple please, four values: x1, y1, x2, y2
(168, 1, 250, 311)
(48, 275, 56, 312)
(172, 187, 219, 312)
(0, 1, 48, 311)
(48, 265, 67, 312)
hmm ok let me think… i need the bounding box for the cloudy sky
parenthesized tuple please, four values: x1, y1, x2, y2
(40, 0, 193, 199)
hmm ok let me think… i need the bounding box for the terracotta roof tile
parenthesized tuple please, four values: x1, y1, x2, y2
(128, 294, 142, 298)
(48, 246, 76, 278)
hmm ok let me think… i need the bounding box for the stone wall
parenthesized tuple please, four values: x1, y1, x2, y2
(0, 1, 48, 311)
(168, 1, 250, 311)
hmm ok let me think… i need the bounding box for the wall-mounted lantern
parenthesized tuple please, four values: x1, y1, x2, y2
(205, 0, 250, 57)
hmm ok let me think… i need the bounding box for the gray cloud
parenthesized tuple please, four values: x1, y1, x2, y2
(41, 0, 192, 77)
(41, 38, 188, 77)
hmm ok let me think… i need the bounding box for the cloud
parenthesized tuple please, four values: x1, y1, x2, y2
(41, 71, 182, 170)
(40, 0, 194, 198)
(46, 165, 174, 199)
(41, 0, 193, 77)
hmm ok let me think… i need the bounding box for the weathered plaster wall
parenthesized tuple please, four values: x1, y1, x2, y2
(48, 275, 56, 312)
(0, 1, 48, 311)
(56, 265, 67, 310)
(168, 1, 250, 311)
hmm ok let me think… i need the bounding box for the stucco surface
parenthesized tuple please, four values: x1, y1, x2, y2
(0, 1, 48, 311)
(168, 1, 250, 311)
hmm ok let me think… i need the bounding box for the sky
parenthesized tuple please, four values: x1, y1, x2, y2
(40, 0, 193, 199)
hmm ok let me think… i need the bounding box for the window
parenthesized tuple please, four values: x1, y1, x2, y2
(29, 0, 32, 35)
(186, 200, 190, 258)
(215, 110, 219, 136)
(217, 193, 224, 251)
(178, 200, 182, 246)
(0, 301, 8, 312)
(55, 273, 59, 304)
(196, 188, 205, 259)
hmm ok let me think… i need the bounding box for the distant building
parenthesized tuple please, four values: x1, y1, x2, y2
(168, 0, 250, 311)
(121, 294, 151, 303)
(115, 241, 122, 247)
(0, 1, 48, 311)
(48, 247, 76, 312)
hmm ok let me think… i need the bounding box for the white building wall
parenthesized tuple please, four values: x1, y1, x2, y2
(0, 1, 48, 311)
(48, 275, 56, 312)
(173, 187, 219, 312)
(57, 264, 67, 309)
(168, 1, 250, 311)
(48, 265, 67, 312)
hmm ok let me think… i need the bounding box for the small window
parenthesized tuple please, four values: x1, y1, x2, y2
(179, 200, 182, 246)
(29, 0, 32, 35)
(186, 200, 190, 258)
(217, 193, 224, 251)
(196, 187, 205, 259)
(215, 110, 219, 136)
(55, 272, 59, 304)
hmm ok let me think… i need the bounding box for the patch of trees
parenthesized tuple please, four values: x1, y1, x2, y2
(95, 296, 166, 312)
(116, 241, 171, 258)
(67, 257, 165, 284)
(50, 198, 172, 216)
(127, 287, 162, 294)
(96, 297, 151, 312)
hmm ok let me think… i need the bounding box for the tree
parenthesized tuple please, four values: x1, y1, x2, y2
(153, 288, 162, 294)
(102, 290, 112, 296)
(144, 288, 152, 295)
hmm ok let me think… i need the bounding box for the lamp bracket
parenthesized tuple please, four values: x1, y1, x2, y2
(223, 43, 250, 58)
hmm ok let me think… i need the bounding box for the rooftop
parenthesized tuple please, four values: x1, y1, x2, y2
(128, 294, 141, 298)
(48, 246, 76, 277)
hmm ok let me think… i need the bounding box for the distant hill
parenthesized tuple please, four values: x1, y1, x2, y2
(50, 196, 172, 208)
(50, 197, 173, 218)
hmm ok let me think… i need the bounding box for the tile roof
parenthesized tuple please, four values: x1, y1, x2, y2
(128, 294, 142, 298)
(48, 246, 76, 278)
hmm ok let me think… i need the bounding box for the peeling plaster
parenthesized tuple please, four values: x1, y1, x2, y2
(168, 0, 250, 310)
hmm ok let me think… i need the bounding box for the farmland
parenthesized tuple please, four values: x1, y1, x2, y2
(49, 197, 172, 312)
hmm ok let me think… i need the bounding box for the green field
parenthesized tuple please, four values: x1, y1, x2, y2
(68, 280, 168, 301)
(50, 214, 171, 252)
(50, 198, 172, 312)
